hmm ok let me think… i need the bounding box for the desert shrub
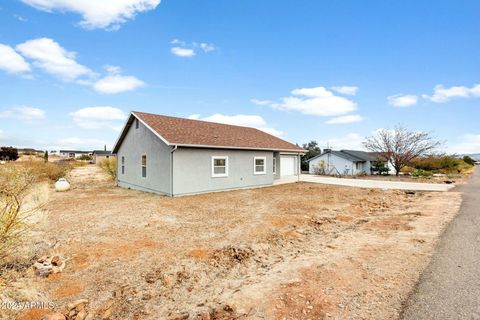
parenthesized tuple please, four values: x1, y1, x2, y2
(0, 166, 37, 260)
(411, 169, 433, 178)
(409, 155, 472, 174)
(463, 156, 476, 166)
(100, 157, 117, 179)
(16, 161, 73, 182)
(78, 154, 92, 161)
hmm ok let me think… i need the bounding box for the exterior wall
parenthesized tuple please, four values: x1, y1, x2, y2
(309, 153, 357, 175)
(116, 119, 172, 195)
(172, 148, 274, 196)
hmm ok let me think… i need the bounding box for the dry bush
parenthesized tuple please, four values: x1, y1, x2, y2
(100, 157, 117, 179)
(14, 160, 74, 182)
(0, 166, 37, 261)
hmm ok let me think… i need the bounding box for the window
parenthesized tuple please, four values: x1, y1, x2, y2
(273, 157, 277, 174)
(121, 156, 125, 175)
(356, 162, 362, 170)
(141, 155, 147, 178)
(135, 118, 139, 129)
(212, 156, 228, 177)
(254, 157, 266, 175)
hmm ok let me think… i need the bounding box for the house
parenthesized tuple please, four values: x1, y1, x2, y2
(92, 150, 114, 164)
(59, 150, 92, 159)
(307, 149, 393, 176)
(112, 111, 305, 196)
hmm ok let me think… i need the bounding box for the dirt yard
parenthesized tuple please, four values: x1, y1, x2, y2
(11, 164, 462, 320)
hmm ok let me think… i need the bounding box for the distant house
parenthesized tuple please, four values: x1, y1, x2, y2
(307, 149, 393, 176)
(92, 150, 114, 164)
(59, 150, 91, 159)
(113, 111, 305, 196)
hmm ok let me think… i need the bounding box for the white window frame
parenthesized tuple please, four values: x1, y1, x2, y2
(211, 156, 228, 178)
(273, 157, 277, 174)
(121, 156, 125, 175)
(141, 154, 147, 178)
(254, 156, 266, 175)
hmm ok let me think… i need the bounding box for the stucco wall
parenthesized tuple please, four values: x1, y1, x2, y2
(116, 119, 172, 195)
(172, 148, 274, 196)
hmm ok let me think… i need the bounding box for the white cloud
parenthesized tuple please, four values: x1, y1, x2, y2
(325, 114, 365, 124)
(171, 47, 195, 57)
(265, 86, 357, 117)
(170, 40, 216, 57)
(0, 106, 46, 122)
(199, 43, 215, 53)
(188, 113, 283, 137)
(0, 44, 31, 74)
(387, 94, 418, 107)
(422, 84, 480, 103)
(318, 133, 365, 150)
(70, 106, 127, 130)
(331, 86, 358, 96)
(16, 37, 94, 81)
(21, 0, 161, 30)
(94, 74, 144, 94)
(449, 134, 480, 154)
(250, 99, 273, 106)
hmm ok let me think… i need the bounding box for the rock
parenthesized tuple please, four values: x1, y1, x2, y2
(141, 291, 153, 300)
(168, 312, 189, 320)
(55, 178, 71, 192)
(51, 255, 61, 266)
(41, 313, 66, 320)
(67, 299, 89, 311)
(444, 180, 455, 184)
(76, 309, 87, 320)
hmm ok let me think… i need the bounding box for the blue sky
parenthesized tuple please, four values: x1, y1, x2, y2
(0, 0, 479, 153)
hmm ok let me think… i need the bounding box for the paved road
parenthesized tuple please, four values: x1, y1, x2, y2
(401, 166, 480, 320)
(275, 175, 455, 191)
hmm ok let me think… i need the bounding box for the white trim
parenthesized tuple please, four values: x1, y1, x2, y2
(211, 156, 228, 178)
(141, 154, 147, 178)
(273, 157, 277, 174)
(254, 156, 266, 175)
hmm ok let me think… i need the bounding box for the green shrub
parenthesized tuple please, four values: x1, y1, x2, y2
(412, 169, 433, 178)
(100, 158, 116, 179)
(409, 155, 472, 174)
(463, 156, 476, 166)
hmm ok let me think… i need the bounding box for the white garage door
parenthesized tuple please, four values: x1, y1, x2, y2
(280, 156, 295, 176)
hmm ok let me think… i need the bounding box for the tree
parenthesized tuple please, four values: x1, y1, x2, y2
(363, 126, 441, 176)
(44, 150, 49, 163)
(301, 140, 321, 171)
(0, 147, 19, 161)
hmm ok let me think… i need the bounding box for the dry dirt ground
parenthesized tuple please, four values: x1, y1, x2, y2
(12, 165, 462, 320)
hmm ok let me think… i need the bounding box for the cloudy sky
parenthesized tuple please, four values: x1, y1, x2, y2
(0, 0, 479, 153)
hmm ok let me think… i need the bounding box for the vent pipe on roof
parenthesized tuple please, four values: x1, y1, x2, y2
(324, 148, 332, 153)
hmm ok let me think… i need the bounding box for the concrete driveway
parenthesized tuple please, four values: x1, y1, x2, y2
(275, 175, 454, 192)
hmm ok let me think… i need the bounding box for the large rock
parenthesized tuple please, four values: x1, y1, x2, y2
(41, 312, 66, 320)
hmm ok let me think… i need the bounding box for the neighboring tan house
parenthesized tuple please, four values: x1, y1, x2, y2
(307, 149, 393, 176)
(59, 150, 92, 158)
(112, 111, 305, 196)
(92, 150, 114, 164)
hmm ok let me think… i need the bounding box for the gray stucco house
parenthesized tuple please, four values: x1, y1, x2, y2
(307, 149, 393, 176)
(112, 111, 305, 196)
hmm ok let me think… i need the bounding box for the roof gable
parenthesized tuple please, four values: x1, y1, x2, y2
(113, 111, 304, 153)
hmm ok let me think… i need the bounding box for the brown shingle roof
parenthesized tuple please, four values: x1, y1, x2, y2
(128, 111, 304, 152)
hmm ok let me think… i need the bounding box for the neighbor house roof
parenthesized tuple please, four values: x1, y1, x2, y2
(113, 111, 305, 153)
(59, 150, 91, 153)
(307, 149, 388, 163)
(93, 150, 112, 155)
